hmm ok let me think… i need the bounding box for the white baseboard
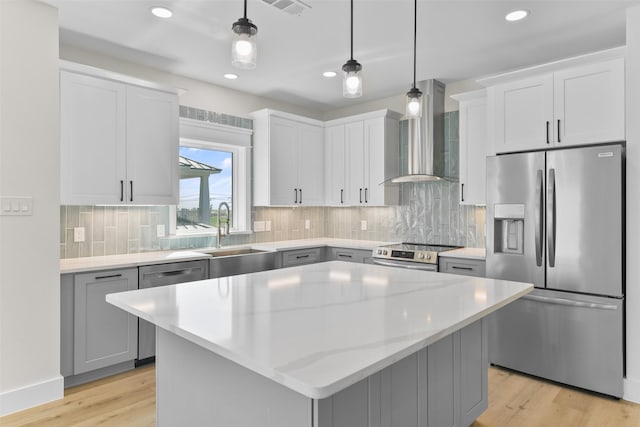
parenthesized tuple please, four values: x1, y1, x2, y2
(624, 377, 640, 404)
(0, 375, 64, 417)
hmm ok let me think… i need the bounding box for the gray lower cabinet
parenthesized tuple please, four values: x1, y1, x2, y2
(61, 268, 138, 386)
(328, 247, 373, 264)
(439, 257, 486, 277)
(317, 318, 488, 427)
(281, 247, 326, 267)
(73, 268, 138, 374)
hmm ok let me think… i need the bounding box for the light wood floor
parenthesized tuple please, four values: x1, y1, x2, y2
(2, 365, 639, 426)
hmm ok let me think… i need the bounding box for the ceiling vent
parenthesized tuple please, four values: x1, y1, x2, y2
(262, 0, 311, 16)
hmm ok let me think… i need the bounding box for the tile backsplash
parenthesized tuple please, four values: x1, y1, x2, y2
(60, 111, 486, 258)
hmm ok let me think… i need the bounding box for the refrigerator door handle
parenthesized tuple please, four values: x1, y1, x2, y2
(535, 169, 543, 266)
(521, 294, 619, 311)
(547, 168, 556, 267)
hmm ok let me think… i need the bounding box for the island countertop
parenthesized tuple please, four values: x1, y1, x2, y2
(107, 261, 532, 399)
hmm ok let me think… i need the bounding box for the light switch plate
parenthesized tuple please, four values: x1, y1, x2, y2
(361, 220, 368, 231)
(304, 219, 310, 230)
(0, 196, 33, 216)
(253, 221, 265, 232)
(74, 227, 85, 242)
(265, 220, 272, 231)
(157, 224, 166, 237)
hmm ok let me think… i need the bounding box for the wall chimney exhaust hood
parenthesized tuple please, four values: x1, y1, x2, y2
(392, 79, 447, 183)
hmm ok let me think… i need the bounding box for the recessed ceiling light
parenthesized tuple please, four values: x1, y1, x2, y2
(224, 73, 239, 80)
(151, 7, 173, 19)
(505, 10, 529, 22)
(323, 71, 337, 78)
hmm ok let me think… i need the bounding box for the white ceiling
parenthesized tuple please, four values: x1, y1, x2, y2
(45, 0, 639, 112)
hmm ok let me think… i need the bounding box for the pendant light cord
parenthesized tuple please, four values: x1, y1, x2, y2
(350, 0, 354, 60)
(412, 0, 417, 89)
(244, 0, 247, 19)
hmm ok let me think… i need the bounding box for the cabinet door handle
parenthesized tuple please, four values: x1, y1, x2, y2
(461, 183, 465, 202)
(130, 181, 133, 202)
(340, 189, 344, 204)
(294, 188, 298, 204)
(359, 188, 363, 204)
(546, 121, 550, 144)
(120, 180, 124, 202)
(299, 188, 302, 204)
(95, 273, 122, 280)
(557, 119, 561, 143)
(364, 188, 368, 203)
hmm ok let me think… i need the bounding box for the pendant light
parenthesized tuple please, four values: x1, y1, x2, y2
(231, 0, 257, 69)
(342, 0, 362, 98)
(406, 0, 422, 117)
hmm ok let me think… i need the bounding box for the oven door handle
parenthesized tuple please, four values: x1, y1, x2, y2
(371, 258, 437, 271)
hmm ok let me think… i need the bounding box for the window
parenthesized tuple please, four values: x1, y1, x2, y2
(173, 118, 252, 235)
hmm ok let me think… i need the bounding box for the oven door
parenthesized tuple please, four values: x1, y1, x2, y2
(371, 258, 437, 271)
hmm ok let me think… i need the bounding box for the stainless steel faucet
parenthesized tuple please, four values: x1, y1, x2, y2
(217, 202, 231, 248)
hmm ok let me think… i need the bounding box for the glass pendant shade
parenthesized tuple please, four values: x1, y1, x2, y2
(406, 87, 423, 117)
(232, 17, 257, 69)
(342, 59, 362, 98)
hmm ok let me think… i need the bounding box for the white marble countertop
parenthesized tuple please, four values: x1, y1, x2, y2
(439, 247, 486, 260)
(60, 238, 395, 274)
(107, 261, 531, 399)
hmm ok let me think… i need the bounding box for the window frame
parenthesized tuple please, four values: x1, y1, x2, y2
(172, 117, 252, 236)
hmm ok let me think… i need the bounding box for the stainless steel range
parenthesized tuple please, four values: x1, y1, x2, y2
(372, 243, 461, 271)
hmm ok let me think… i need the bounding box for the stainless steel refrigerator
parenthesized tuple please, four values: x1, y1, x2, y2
(486, 143, 625, 398)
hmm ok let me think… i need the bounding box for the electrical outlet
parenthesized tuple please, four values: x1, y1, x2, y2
(305, 219, 310, 230)
(360, 220, 368, 231)
(253, 221, 266, 232)
(265, 220, 272, 231)
(157, 224, 166, 238)
(74, 227, 85, 242)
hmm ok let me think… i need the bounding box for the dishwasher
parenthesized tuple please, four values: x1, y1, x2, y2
(137, 260, 208, 365)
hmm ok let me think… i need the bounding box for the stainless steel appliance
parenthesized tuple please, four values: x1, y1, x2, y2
(486, 143, 624, 397)
(137, 260, 208, 365)
(372, 243, 461, 271)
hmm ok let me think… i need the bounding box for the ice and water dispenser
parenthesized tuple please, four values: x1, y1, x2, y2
(493, 204, 525, 255)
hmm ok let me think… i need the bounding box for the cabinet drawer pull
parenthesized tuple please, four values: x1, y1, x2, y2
(130, 181, 133, 202)
(338, 253, 352, 258)
(451, 266, 473, 271)
(120, 180, 124, 202)
(95, 273, 122, 280)
(296, 254, 310, 259)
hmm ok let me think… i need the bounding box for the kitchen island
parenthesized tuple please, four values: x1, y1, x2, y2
(107, 261, 531, 427)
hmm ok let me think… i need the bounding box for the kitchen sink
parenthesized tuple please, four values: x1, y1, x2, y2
(205, 248, 267, 257)
(206, 248, 280, 278)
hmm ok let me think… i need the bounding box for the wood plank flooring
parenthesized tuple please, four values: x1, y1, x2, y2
(2, 365, 639, 426)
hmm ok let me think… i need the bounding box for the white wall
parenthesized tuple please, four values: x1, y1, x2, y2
(60, 45, 324, 121)
(624, 6, 640, 403)
(0, 0, 63, 415)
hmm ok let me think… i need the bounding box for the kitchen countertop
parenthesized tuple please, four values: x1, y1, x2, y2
(107, 261, 531, 399)
(439, 247, 486, 260)
(60, 238, 395, 274)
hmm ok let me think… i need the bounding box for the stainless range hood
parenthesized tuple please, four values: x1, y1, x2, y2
(392, 79, 446, 183)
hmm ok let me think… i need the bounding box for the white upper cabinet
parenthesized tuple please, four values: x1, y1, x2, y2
(325, 110, 401, 206)
(491, 56, 625, 154)
(60, 66, 178, 205)
(452, 90, 488, 205)
(251, 109, 325, 206)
